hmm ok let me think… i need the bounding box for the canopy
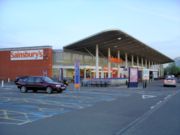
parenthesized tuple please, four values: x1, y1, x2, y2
(64, 30, 173, 64)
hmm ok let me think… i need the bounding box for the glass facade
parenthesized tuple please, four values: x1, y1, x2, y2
(53, 49, 116, 79)
(52, 49, 158, 80)
(53, 50, 109, 67)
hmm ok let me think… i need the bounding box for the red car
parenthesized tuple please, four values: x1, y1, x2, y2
(15, 76, 66, 94)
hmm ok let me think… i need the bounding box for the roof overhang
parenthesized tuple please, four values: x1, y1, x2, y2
(64, 29, 174, 64)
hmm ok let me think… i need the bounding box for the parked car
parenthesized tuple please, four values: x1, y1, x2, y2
(15, 76, 28, 84)
(51, 77, 69, 86)
(15, 76, 67, 94)
(163, 75, 176, 87)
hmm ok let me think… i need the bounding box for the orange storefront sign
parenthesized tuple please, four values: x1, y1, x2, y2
(108, 57, 123, 63)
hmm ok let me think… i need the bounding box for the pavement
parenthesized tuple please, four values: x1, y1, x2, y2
(0, 80, 180, 135)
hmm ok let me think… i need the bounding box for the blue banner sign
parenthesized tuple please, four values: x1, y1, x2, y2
(74, 60, 80, 89)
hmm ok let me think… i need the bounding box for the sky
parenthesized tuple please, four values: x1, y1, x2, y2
(0, 0, 180, 59)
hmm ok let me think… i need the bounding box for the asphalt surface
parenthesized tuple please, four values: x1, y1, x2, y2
(0, 80, 180, 135)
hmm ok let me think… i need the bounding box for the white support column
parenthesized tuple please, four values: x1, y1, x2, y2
(63, 69, 66, 78)
(108, 48, 111, 78)
(84, 68, 86, 79)
(150, 61, 152, 69)
(125, 53, 128, 68)
(96, 44, 99, 78)
(155, 63, 157, 70)
(90, 70, 92, 79)
(160, 64, 164, 77)
(158, 64, 161, 77)
(155, 62, 157, 70)
(153, 61, 155, 69)
(131, 55, 134, 67)
(137, 56, 139, 67)
(145, 59, 148, 68)
(141, 58, 143, 67)
(156, 63, 158, 76)
(117, 50, 120, 78)
(149, 61, 151, 69)
(151, 61, 153, 69)
(101, 71, 104, 78)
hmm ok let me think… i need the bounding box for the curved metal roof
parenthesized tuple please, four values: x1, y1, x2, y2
(64, 29, 173, 64)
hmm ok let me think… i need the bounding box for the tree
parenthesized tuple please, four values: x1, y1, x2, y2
(164, 63, 180, 76)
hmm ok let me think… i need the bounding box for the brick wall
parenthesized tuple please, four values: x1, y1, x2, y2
(0, 48, 53, 81)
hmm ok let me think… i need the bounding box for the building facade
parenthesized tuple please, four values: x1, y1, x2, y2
(0, 46, 52, 80)
(0, 46, 164, 81)
(52, 49, 160, 81)
(0, 30, 173, 82)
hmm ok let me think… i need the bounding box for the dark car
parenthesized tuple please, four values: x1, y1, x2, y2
(15, 76, 28, 84)
(15, 76, 66, 94)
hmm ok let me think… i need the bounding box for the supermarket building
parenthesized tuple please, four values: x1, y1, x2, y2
(0, 30, 173, 81)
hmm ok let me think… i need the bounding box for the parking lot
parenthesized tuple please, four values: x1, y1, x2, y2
(0, 84, 131, 125)
(0, 81, 180, 135)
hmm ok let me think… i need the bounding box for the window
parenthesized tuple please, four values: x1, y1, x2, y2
(34, 77, 43, 83)
(43, 77, 54, 83)
(27, 77, 35, 83)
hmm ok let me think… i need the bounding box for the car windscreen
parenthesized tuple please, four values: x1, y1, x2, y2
(43, 77, 54, 83)
(166, 78, 175, 80)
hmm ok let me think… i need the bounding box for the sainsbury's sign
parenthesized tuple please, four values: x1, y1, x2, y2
(10, 50, 43, 60)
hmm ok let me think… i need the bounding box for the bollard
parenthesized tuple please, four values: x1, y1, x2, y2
(1, 80, 4, 87)
(145, 80, 147, 88)
(143, 80, 145, 88)
(143, 80, 147, 88)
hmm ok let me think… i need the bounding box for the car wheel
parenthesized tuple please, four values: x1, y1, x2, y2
(20, 86, 27, 93)
(58, 89, 63, 93)
(33, 90, 37, 93)
(46, 87, 52, 94)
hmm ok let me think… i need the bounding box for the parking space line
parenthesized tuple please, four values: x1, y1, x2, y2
(115, 90, 180, 135)
(0, 116, 26, 122)
(0, 122, 21, 125)
(3, 110, 9, 119)
(0, 87, 148, 126)
(0, 109, 31, 125)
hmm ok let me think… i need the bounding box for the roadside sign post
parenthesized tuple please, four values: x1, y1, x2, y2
(128, 67, 138, 88)
(142, 69, 149, 88)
